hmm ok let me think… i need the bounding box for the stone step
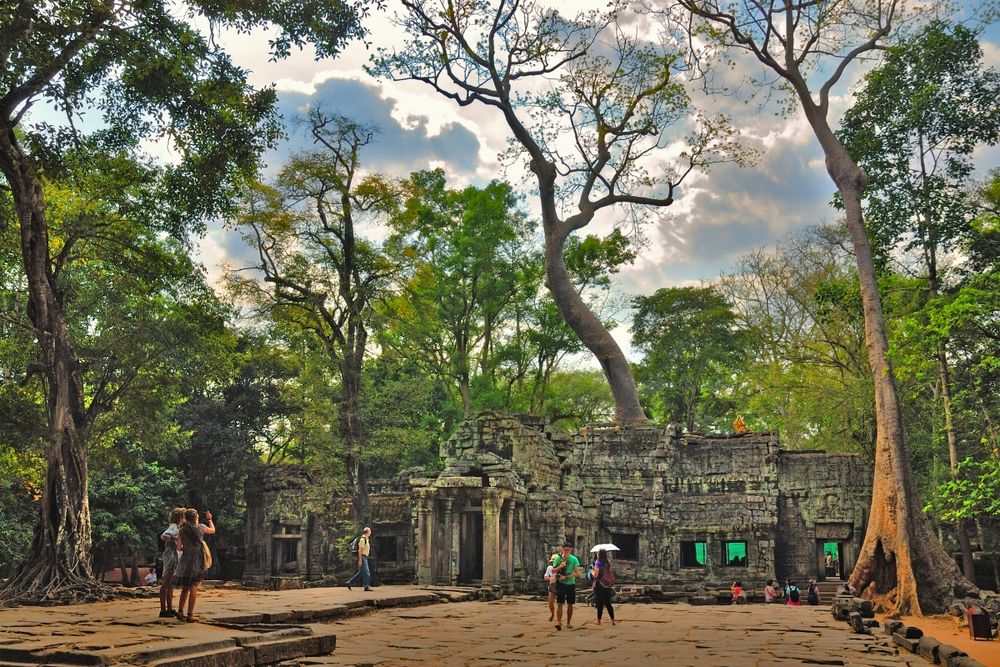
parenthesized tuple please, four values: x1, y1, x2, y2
(0, 648, 107, 666)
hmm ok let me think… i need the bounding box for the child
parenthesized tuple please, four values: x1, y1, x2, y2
(544, 554, 558, 622)
(731, 581, 744, 604)
(158, 507, 185, 618)
(764, 579, 777, 603)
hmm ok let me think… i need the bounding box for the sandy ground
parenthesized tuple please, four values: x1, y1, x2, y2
(884, 614, 999, 666)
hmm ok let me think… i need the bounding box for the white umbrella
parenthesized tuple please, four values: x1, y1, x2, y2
(590, 543, 620, 553)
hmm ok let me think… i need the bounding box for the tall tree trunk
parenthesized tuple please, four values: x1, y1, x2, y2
(0, 126, 101, 603)
(938, 349, 976, 579)
(340, 357, 369, 522)
(801, 110, 975, 614)
(531, 152, 646, 423)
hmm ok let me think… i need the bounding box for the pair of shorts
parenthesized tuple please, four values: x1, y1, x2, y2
(556, 582, 576, 605)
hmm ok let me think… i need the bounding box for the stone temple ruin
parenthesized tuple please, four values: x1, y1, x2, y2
(244, 413, 872, 593)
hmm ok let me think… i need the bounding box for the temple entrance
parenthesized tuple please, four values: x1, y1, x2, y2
(459, 511, 483, 583)
(819, 540, 844, 579)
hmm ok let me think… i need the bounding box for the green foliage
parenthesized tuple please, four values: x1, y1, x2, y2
(838, 21, 1000, 271)
(631, 286, 747, 432)
(89, 456, 184, 568)
(718, 226, 875, 452)
(925, 456, 1000, 522)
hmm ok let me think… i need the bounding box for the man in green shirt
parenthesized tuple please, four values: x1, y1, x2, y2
(551, 541, 580, 630)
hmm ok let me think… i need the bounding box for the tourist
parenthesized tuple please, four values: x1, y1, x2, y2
(764, 579, 777, 603)
(730, 580, 744, 604)
(841, 581, 857, 596)
(552, 541, 580, 631)
(590, 549, 616, 625)
(158, 507, 185, 618)
(173, 508, 216, 622)
(544, 553, 558, 622)
(825, 552, 834, 576)
(144, 569, 158, 585)
(807, 579, 820, 605)
(784, 580, 801, 606)
(346, 527, 373, 591)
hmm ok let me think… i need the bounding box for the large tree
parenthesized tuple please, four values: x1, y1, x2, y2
(371, 0, 746, 422)
(231, 113, 395, 520)
(382, 169, 537, 418)
(0, 0, 367, 602)
(837, 21, 1000, 579)
(672, 0, 978, 613)
(632, 286, 746, 432)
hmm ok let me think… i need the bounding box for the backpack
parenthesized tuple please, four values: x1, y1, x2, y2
(807, 584, 819, 604)
(349, 535, 361, 554)
(789, 586, 800, 603)
(596, 562, 616, 588)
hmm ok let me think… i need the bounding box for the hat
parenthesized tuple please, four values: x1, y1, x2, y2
(549, 553, 559, 564)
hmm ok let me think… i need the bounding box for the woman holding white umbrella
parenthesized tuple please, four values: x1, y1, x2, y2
(589, 544, 617, 625)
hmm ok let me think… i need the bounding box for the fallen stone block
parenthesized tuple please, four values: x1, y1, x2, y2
(947, 656, 988, 667)
(892, 633, 919, 653)
(884, 619, 904, 636)
(937, 644, 966, 664)
(916, 636, 941, 663)
(848, 612, 868, 634)
(862, 619, 880, 629)
(896, 624, 923, 639)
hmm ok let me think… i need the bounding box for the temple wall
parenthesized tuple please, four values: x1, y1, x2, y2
(776, 452, 873, 583)
(243, 414, 872, 595)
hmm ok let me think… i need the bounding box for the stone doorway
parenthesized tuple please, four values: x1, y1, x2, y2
(459, 511, 483, 583)
(819, 540, 844, 580)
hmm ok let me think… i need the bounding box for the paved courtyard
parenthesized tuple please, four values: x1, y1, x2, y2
(295, 597, 935, 667)
(1, 587, 997, 666)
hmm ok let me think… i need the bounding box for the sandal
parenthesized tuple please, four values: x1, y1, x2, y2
(185, 616, 200, 623)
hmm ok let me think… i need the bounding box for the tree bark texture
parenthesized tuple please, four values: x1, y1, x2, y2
(531, 161, 647, 424)
(937, 349, 976, 579)
(801, 112, 975, 614)
(0, 125, 101, 603)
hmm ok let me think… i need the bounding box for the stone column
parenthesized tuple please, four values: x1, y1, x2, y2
(441, 496, 455, 585)
(482, 489, 502, 586)
(503, 500, 515, 586)
(512, 503, 524, 578)
(416, 496, 434, 585)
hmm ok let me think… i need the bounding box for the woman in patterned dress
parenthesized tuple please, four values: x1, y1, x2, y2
(173, 508, 215, 622)
(158, 507, 186, 618)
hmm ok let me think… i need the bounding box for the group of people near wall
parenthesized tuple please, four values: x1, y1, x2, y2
(157, 507, 216, 622)
(540, 543, 846, 626)
(542, 541, 617, 631)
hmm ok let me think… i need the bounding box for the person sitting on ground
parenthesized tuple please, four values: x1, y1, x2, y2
(764, 579, 777, 603)
(144, 569, 158, 585)
(807, 579, 820, 605)
(784, 580, 801, 606)
(731, 581, 744, 604)
(841, 581, 857, 596)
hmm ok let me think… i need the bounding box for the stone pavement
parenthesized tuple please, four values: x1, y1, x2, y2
(1, 588, 995, 667)
(0, 585, 475, 666)
(289, 597, 933, 667)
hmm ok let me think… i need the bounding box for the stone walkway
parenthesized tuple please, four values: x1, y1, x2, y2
(291, 598, 929, 667)
(0, 588, 993, 666)
(0, 585, 475, 666)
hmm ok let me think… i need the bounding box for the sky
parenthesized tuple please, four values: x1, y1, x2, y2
(195, 1, 1000, 359)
